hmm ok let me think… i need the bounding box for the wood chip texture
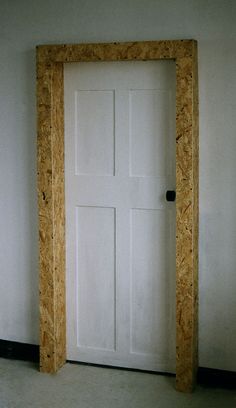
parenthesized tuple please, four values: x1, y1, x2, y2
(36, 40, 198, 392)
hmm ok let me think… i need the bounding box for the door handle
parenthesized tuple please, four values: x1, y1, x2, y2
(166, 190, 176, 202)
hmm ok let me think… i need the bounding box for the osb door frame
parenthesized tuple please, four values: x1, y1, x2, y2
(36, 40, 198, 393)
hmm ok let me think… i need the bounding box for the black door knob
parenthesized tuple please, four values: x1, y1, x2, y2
(166, 190, 176, 202)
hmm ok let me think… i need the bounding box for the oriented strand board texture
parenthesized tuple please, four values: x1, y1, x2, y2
(37, 59, 66, 373)
(192, 42, 199, 388)
(36, 40, 198, 392)
(175, 42, 199, 392)
(37, 40, 194, 63)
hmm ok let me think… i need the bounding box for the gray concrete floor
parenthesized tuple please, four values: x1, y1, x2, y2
(0, 358, 236, 408)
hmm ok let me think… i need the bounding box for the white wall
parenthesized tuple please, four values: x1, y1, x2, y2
(0, 0, 236, 371)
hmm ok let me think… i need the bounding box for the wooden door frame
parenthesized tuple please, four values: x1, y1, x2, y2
(36, 40, 199, 392)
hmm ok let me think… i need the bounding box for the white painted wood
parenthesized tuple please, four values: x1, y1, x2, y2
(130, 89, 170, 177)
(75, 90, 115, 176)
(65, 61, 176, 373)
(131, 209, 172, 355)
(75, 206, 116, 351)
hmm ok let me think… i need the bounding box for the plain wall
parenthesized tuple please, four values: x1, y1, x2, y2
(0, 0, 236, 371)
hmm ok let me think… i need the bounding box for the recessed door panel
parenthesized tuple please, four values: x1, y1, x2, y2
(130, 208, 170, 356)
(75, 90, 115, 176)
(76, 206, 116, 351)
(129, 89, 170, 177)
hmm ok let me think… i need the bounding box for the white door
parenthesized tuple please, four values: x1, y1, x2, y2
(65, 60, 176, 373)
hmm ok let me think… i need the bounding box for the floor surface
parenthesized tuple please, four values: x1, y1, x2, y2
(0, 358, 236, 408)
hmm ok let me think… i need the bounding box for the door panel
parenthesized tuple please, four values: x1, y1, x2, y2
(130, 209, 171, 356)
(76, 206, 116, 351)
(129, 89, 170, 177)
(75, 90, 115, 176)
(65, 60, 176, 372)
